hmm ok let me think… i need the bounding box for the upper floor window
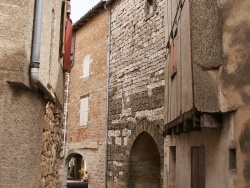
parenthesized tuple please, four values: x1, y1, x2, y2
(145, 0, 156, 19)
(170, 28, 178, 78)
(80, 97, 89, 126)
(82, 55, 92, 78)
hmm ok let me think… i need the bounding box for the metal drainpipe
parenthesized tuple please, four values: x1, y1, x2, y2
(30, 0, 55, 102)
(62, 72, 70, 157)
(104, 4, 111, 188)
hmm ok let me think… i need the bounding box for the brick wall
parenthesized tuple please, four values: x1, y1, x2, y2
(66, 9, 109, 188)
(107, 0, 166, 187)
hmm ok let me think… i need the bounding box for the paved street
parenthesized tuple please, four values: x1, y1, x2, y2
(67, 180, 88, 188)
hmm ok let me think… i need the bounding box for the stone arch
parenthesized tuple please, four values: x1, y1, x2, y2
(125, 119, 164, 159)
(65, 151, 86, 181)
(127, 131, 161, 188)
(125, 120, 164, 188)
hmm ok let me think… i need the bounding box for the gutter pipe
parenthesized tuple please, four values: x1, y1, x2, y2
(31, 0, 56, 102)
(62, 73, 70, 157)
(104, 3, 111, 188)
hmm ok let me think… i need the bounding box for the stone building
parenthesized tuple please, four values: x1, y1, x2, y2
(105, 0, 166, 187)
(0, 0, 71, 187)
(163, 0, 250, 188)
(64, 1, 109, 188)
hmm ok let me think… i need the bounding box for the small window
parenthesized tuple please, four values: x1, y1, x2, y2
(145, 0, 156, 19)
(82, 55, 92, 78)
(170, 28, 178, 78)
(80, 97, 89, 126)
(169, 146, 176, 187)
(229, 148, 236, 171)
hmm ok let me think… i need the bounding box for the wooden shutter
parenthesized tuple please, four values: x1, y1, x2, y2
(80, 97, 89, 126)
(83, 57, 90, 78)
(63, 19, 73, 73)
(170, 36, 178, 78)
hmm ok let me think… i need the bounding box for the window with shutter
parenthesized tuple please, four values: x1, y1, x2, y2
(82, 55, 92, 78)
(80, 97, 89, 126)
(170, 28, 178, 78)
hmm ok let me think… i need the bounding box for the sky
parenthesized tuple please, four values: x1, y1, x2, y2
(71, 0, 101, 23)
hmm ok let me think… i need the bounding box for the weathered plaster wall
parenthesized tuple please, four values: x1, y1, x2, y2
(0, 0, 64, 103)
(108, 0, 166, 187)
(219, 0, 250, 186)
(66, 9, 108, 188)
(0, 0, 33, 85)
(190, 0, 223, 113)
(165, 116, 233, 188)
(219, 0, 250, 112)
(0, 84, 45, 188)
(0, 0, 65, 187)
(164, 0, 250, 187)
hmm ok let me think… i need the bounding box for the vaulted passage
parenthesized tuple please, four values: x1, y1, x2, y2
(66, 153, 89, 188)
(128, 132, 161, 188)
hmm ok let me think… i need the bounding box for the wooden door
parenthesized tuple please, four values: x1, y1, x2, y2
(191, 146, 205, 188)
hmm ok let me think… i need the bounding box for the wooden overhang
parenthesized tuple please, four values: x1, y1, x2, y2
(163, 109, 223, 137)
(73, 1, 106, 32)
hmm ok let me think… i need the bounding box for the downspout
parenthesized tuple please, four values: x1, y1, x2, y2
(62, 72, 70, 157)
(104, 4, 111, 188)
(30, 0, 55, 102)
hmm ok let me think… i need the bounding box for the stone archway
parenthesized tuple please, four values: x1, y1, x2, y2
(127, 131, 161, 188)
(65, 153, 85, 181)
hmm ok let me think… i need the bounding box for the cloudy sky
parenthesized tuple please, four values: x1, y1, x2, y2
(71, 0, 100, 23)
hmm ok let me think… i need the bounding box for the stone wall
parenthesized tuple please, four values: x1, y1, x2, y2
(40, 103, 64, 188)
(108, 0, 166, 187)
(65, 8, 108, 188)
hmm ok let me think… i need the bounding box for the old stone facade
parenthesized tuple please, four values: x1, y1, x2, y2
(164, 0, 250, 188)
(65, 2, 108, 188)
(0, 0, 68, 187)
(106, 0, 166, 187)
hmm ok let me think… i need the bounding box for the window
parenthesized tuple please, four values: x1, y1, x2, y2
(170, 28, 178, 78)
(229, 148, 236, 171)
(169, 146, 176, 187)
(191, 146, 205, 188)
(82, 55, 92, 78)
(145, 0, 156, 19)
(80, 97, 89, 126)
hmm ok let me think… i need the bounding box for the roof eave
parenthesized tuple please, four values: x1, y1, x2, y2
(73, 1, 106, 32)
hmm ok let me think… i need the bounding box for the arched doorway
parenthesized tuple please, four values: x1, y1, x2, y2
(128, 131, 161, 188)
(66, 153, 85, 180)
(65, 153, 88, 188)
